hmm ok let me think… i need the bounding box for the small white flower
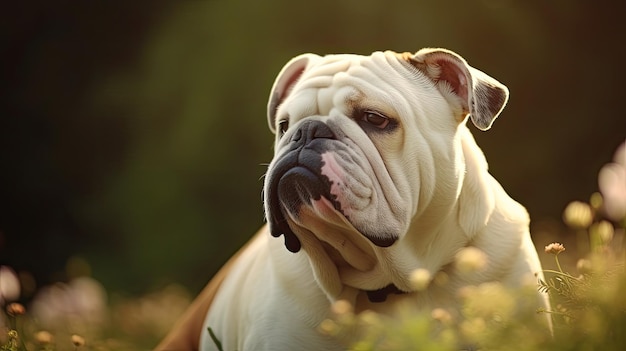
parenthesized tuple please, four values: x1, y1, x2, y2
(330, 299, 352, 316)
(409, 268, 431, 291)
(576, 258, 593, 274)
(358, 310, 381, 326)
(563, 201, 593, 229)
(0, 266, 20, 305)
(599, 140, 626, 221)
(431, 308, 453, 325)
(590, 221, 614, 244)
(318, 319, 338, 335)
(455, 247, 488, 274)
(71, 334, 85, 347)
(35, 331, 54, 345)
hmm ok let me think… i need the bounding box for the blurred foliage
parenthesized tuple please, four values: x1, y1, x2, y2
(1, 1, 625, 300)
(1, 281, 192, 350)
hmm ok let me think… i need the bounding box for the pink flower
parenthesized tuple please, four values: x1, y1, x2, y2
(544, 242, 565, 255)
(599, 141, 626, 221)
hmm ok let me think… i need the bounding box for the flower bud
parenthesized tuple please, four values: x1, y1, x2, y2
(35, 331, 54, 345)
(71, 334, 85, 347)
(576, 258, 592, 275)
(563, 201, 593, 228)
(6, 302, 25, 316)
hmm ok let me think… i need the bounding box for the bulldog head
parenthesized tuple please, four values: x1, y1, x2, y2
(263, 48, 509, 300)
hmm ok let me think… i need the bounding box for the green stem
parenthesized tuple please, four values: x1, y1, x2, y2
(208, 327, 224, 351)
(554, 255, 564, 274)
(554, 255, 574, 291)
(538, 308, 575, 319)
(541, 269, 578, 280)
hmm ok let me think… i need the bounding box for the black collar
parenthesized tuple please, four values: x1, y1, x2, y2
(364, 283, 406, 302)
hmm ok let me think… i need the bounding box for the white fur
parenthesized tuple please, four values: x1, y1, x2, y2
(200, 49, 548, 351)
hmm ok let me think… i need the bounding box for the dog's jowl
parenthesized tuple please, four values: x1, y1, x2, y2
(155, 48, 550, 351)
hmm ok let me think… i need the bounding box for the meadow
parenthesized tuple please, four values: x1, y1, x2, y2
(2, 142, 624, 351)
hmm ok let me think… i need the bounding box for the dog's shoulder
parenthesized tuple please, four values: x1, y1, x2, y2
(153, 226, 269, 351)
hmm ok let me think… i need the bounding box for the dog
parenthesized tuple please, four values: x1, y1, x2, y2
(155, 48, 549, 351)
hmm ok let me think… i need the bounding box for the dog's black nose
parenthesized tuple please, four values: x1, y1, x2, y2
(290, 120, 334, 144)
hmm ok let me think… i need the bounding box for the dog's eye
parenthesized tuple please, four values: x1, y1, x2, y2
(362, 110, 389, 128)
(278, 119, 289, 136)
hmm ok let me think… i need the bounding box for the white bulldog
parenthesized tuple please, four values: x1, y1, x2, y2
(155, 48, 549, 351)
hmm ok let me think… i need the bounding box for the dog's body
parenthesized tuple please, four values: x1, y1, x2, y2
(155, 48, 549, 351)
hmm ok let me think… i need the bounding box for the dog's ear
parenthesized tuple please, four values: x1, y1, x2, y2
(408, 48, 509, 131)
(267, 54, 320, 133)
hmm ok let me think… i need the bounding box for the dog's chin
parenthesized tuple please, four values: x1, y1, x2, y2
(294, 197, 379, 271)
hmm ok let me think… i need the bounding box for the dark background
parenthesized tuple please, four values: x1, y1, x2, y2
(1, 1, 624, 297)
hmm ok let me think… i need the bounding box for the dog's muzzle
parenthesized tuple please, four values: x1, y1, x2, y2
(265, 119, 397, 253)
(265, 120, 339, 252)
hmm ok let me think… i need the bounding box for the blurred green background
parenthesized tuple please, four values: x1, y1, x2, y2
(1, 1, 624, 298)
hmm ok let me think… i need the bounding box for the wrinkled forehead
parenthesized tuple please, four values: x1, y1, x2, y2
(281, 51, 422, 116)
(298, 51, 413, 88)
